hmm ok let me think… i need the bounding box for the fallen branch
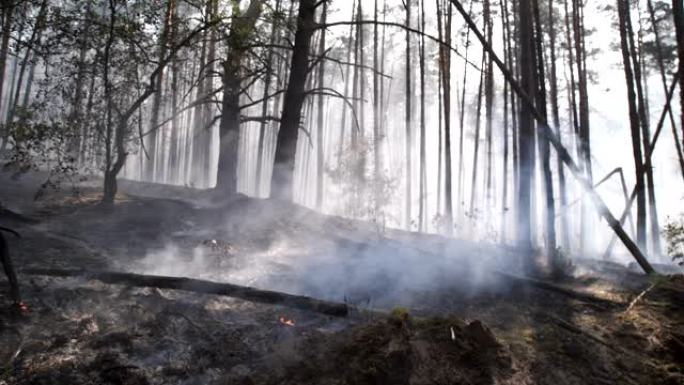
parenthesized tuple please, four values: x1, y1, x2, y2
(496, 271, 622, 307)
(537, 312, 612, 348)
(625, 283, 656, 313)
(23, 268, 349, 317)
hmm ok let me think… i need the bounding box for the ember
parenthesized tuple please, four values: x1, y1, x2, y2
(279, 316, 295, 327)
(14, 301, 29, 315)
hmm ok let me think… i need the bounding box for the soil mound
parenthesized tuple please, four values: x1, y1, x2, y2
(271, 312, 512, 385)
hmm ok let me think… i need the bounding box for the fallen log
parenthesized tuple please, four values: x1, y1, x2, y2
(496, 271, 622, 307)
(0, 204, 40, 224)
(23, 268, 349, 317)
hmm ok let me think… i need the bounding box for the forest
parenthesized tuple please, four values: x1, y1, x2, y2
(0, 0, 683, 383)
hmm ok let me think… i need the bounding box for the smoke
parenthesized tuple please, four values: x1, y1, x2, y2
(128, 199, 514, 311)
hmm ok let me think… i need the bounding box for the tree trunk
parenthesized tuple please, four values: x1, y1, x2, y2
(404, 0, 413, 229)
(469, 62, 484, 214)
(483, 0, 494, 208)
(443, 2, 453, 235)
(144, 0, 175, 182)
(533, 0, 557, 263)
(419, 0, 427, 232)
(0, 3, 14, 151)
(617, 0, 647, 252)
(102, 0, 117, 204)
(373, 0, 382, 217)
(673, 0, 684, 146)
(315, 1, 327, 210)
(215, 0, 262, 194)
(646, 0, 684, 182)
(337, 0, 356, 161)
(168, 1, 180, 185)
(516, 0, 536, 254)
(624, 0, 661, 255)
(271, 0, 316, 201)
(547, 0, 571, 250)
(256, 0, 283, 197)
(25, 268, 349, 317)
(436, 0, 444, 218)
(65, 0, 89, 161)
(457, 1, 473, 222)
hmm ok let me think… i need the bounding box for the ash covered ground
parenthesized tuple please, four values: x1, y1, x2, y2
(1, 170, 683, 385)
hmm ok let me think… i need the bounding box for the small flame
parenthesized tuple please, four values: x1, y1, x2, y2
(14, 302, 29, 315)
(278, 316, 295, 326)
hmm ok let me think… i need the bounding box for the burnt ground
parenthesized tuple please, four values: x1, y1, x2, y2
(0, 170, 683, 385)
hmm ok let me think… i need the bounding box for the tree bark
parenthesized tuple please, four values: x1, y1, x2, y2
(617, 0, 647, 252)
(419, 0, 427, 232)
(24, 268, 349, 317)
(256, 0, 283, 197)
(547, 0, 571, 250)
(337, 0, 356, 161)
(215, 0, 263, 194)
(373, 0, 382, 217)
(515, 0, 536, 254)
(271, 0, 316, 201)
(457, 1, 473, 223)
(533, 0, 557, 263)
(404, 0, 413, 229)
(469, 63, 484, 215)
(672, 0, 684, 146)
(438, 0, 454, 236)
(315, 1, 327, 210)
(624, 0, 661, 255)
(0, 2, 14, 151)
(145, 0, 175, 182)
(484, 0, 494, 207)
(646, 0, 684, 182)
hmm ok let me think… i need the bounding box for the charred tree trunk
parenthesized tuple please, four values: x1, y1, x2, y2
(271, 0, 316, 201)
(145, 0, 175, 182)
(373, 0, 382, 216)
(483, 0, 494, 208)
(25, 268, 349, 317)
(438, 0, 454, 236)
(617, 0, 647, 252)
(547, 0, 570, 250)
(337, 0, 356, 160)
(215, 0, 262, 194)
(445, 3, 454, 236)
(500, 0, 509, 241)
(0, 2, 14, 151)
(646, 0, 684, 182)
(516, 0, 536, 254)
(624, 0, 661, 255)
(168, 2, 180, 184)
(66, 0, 90, 163)
(673, 0, 684, 145)
(533, 0, 557, 263)
(436, 0, 444, 218)
(315, 2, 327, 210)
(405, 0, 413, 229)
(256, 0, 283, 197)
(469, 62, 484, 215)
(419, 0, 427, 232)
(457, 1, 473, 221)
(201, 0, 218, 186)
